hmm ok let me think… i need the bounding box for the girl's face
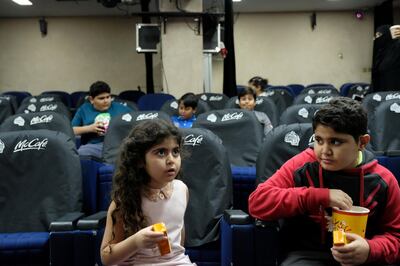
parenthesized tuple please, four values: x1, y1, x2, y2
(313, 124, 368, 171)
(239, 94, 256, 111)
(145, 136, 181, 189)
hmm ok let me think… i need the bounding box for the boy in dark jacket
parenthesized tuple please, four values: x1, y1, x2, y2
(249, 97, 400, 265)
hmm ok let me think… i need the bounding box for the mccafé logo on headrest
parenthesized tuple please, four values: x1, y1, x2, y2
(315, 96, 332, 104)
(40, 104, 58, 111)
(14, 138, 48, 153)
(184, 134, 203, 147)
(136, 113, 159, 121)
(209, 96, 223, 101)
(386, 93, 400, 101)
(30, 114, 54, 125)
(40, 97, 55, 102)
(221, 112, 243, 121)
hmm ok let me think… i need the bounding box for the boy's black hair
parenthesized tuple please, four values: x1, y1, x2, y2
(238, 86, 257, 101)
(248, 76, 268, 89)
(89, 81, 111, 98)
(178, 93, 198, 109)
(312, 97, 368, 141)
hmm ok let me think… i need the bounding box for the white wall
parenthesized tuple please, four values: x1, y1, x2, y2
(0, 17, 162, 95)
(212, 11, 374, 91)
(0, 11, 374, 97)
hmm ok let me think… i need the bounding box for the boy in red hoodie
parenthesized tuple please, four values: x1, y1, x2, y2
(249, 97, 400, 265)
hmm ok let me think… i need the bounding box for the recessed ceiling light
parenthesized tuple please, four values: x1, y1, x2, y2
(12, 0, 32, 5)
(233, 0, 242, 2)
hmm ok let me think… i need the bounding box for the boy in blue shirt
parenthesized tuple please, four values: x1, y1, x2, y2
(72, 81, 131, 158)
(171, 93, 198, 128)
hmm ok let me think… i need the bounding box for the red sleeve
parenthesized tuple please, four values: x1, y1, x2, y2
(248, 149, 330, 221)
(366, 167, 400, 264)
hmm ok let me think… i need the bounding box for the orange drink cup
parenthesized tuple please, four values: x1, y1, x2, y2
(332, 206, 369, 244)
(152, 223, 171, 255)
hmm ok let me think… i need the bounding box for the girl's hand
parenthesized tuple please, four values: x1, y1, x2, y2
(134, 225, 166, 249)
(329, 189, 353, 210)
(331, 233, 370, 266)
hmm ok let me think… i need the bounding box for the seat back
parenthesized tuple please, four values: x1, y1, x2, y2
(160, 98, 211, 116)
(300, 86, 339, 95)
(263, 89, 294, 114)
(347, 84, 371, 100)
(102, 111, 171, 164)
(287, 84, 305, 96)
(198, 93, 229, 110)
(0, 97, 15, 124)
(305, 83, 335, 89)
(180, 128, 233, 247)
(362, 91, 400, 124)
(70, 91, 88, 109)
(256, 123, 314, 184)
(0, 129, 82, 232)
(1, 91, 32, 106)
(266, 85, 295, 97)
(41, 91, 72, 108)
(369, 99, 400, 153)
(0, 95, 18, 113)
(292, 93, 337, 105)
(137, 93, 175, 111)
(0, 111, 75, 140)
(279, 104, 323, 125)
(17, 99, 71, 119)
(118, 90, 145, 103)
(193, 109, 263, 167)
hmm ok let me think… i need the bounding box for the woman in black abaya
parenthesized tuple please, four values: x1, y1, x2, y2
(371, 25, 400, 92)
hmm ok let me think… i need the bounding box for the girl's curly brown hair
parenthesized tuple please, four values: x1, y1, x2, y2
(110, 119, 183, 239)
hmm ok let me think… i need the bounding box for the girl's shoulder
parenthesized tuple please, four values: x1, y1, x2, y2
(173, 179, 188, 190)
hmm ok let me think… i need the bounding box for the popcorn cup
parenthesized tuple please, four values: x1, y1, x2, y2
(332, 206, 369, 245)
(152, 223, 171, 255)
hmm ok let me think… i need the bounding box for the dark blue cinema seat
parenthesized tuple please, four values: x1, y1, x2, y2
(160, 98, 211, 117)
(292, 93, 337, 106)
(118, 89, 145, 103)
(16, 98, 72, 120)
(198, 93, 229, 110)
(0, 94, 18, 113)
(305, 83, 335, 89)
(1, 91, 31, 106)
(262, 89, 294, 114)
(266, 85, 295, 97)
(193, 109, 263, 212)
(300, 86, 339, 96)
(287, 84, 305, 96)
(346, 84, 371, 100)
(41, 90, 72, 108)
(137, 93, 175, 111)
(362, 91, 400, 124)
(180, 128, 233, 265)
(0, 111, 75, 140)
(279, 103, 323, 125)
(0, 129, 82, 265)
(256, 123, 314, 184)
(0, 97, 15, 124)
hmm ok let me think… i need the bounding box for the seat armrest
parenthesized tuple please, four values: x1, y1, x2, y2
(49, 212, 85, 231)
(77, 211, 107, 230)
(224, 209, 252, 224)
(254, 218, 280, 229)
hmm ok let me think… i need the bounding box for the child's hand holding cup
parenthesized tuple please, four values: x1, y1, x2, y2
(390, 25, 400, 39)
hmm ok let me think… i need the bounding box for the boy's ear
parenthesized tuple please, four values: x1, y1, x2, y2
(88, 96, 94, 104)
(358, 134, 370, 150)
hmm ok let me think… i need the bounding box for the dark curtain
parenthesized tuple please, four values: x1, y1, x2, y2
(223, 0, 237, 97)
(141, 0, 154, 93)
(374, 0, 393, 31)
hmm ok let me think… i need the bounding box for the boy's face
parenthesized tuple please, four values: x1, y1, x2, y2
(313, 124, 369, 171)
(178, 102, 196, 120)
(89, 92, 111, 112)
(239, 94, 256, 111)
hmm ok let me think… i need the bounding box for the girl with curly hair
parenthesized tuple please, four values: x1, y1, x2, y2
(100, 119, 195, 265)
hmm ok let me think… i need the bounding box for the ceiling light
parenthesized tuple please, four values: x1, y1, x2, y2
(232, 0, 242, 2)
(12, 0, 32, 5)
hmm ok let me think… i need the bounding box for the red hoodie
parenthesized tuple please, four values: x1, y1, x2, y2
(249, 148, 400, 264)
